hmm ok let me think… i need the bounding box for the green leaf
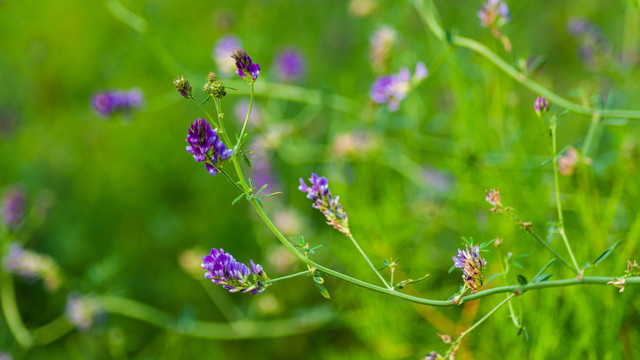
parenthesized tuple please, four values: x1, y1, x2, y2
(242, 153, 252, 167)
(594, 240, 622, 266)
(314, 281, 331, 299)
(517, 275, 528, 285)
(255, 184, 269, 197)
(448, 264, 456, 274)
(261, 191, 282, 199)
(231, 193, 245, 205)
(532, 273, 552, 283)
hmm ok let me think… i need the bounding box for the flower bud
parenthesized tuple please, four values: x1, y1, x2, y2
(534, 96, 548, 116)
(173, 75, 192, 98)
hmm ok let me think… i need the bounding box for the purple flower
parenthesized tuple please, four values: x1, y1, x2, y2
(478, 0, 510, 28)
(90, 88, 144, 118)
(370, 67, 411, 111)
(274, 49, 306, 82)
(2, 186, 25, 231)
(298, 173, 349, 235)
(231, 49, 260, 82)
(201, 248, 269, 294)
(452, 244, 487, 293)
(534, 96, 548, 116)
(185, 118, 233, 176)
(213, 35, 241, 75)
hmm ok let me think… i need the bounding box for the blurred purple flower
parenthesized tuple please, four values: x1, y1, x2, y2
(65, 294, 102, 331)
(274, 49, 306, 82)
(2, 186, 25, 231)
(299, 173, 349, 235)
(213, 35, 241, 75)
(371, 62, 426, 111)
(90, 88, 143, 118)
(3, 243, 61, 291)
(452, 244, 487, 293)
(201, 248, 268, 294)
(231, 49, 260, 82)
(478, 0, 510, 28)
(185, 118, 232, 176)
(567, 17, 611, 69)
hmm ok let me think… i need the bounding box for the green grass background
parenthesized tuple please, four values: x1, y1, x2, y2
(1, 0, 639, 359)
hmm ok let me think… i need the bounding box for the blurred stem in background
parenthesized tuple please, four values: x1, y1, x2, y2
(414, 0, 640, 120)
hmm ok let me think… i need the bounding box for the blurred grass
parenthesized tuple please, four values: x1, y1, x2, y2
(1, 0, 640, 359)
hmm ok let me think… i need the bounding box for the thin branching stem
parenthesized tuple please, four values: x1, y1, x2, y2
(346, 233, 393, 290)
(551, 122, 581, 272)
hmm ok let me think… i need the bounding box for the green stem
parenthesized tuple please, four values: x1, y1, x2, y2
(551, 123, 581, 272)
(262, 270, 312, 285)
(191, 97, 221, 130)
(98, 295, 332, 339)
(32, 314, 74, 345)
(197, 97, 248, 190)
(454, 294, 515, 344)
(524, 228, 577, 274)
(414, 0, 640, 120)
(236, 83, 254, 150)
(1, 272, 34, 348)
(346, 233, 392, 290)
(217, 167, 244, 194)
(225, 80, 358, 115)
(580, 113, 601, 159)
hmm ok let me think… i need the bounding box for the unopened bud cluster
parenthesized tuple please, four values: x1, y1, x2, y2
(203, 72, 226, 98)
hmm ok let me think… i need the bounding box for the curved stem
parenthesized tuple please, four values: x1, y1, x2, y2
(98, 295, 332, 339)
(1, 271, 34, 348)
(551, 123, 581, 272)
(32, 314, 74, 346)
(347, 233, 392, 290)
(414, 0, 640, 120)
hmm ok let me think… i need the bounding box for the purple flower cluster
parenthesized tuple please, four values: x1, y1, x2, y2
(90, 88, 143, 118)
(534, 96, 548, 116)
(452, 245, 487, 293)
(2, 186, 25, 231)
(231, 49, 260, 83)
(213, 35, 241, 75)
(478, 0, 510, 28)
(186, 118, 233, 176)
(201, 248, 268, 294)
(298, 173, 349, 235)
(274, 49, 306, 82)
(370, 62, 427, 111)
